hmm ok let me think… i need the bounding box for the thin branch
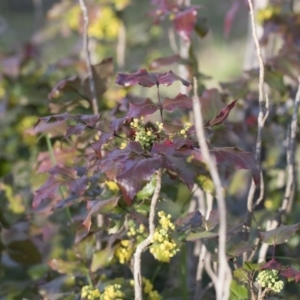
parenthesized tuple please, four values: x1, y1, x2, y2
(78, 0, 98, 115)
(246, 0, 268, 230)
(192, 78, 231, 300)
(133, 169, 162, 300)
(116, 19, 126, 69)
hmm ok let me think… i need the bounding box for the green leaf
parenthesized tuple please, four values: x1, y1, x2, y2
(48, 259, 88, 275)
(260, 223, 300, 245)
(229, 279, 249, 300)
(90, 248, 114, 272)
(186, 230, 218, 241)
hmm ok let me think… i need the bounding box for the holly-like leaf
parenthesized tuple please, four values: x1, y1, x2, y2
(163, 93, 193, 112)
(150, 54, 180, 69)
(204, 99, 238, 127)
(91, 133, 113, 158)
(36, 113, 100, 128)
(229, 279, 249, 300)
(193, 147, 259, 184)
(33, 177, 63, 209)
(83, 57, 113, 100)
(259, 223, 300, 245)
(65, 124, 86, 138)
(260, 258, 281, 271)
(227, 241, 254, 257)
(116, 69, 190, 88)
(281, 267, 300, 282)
(175, 211, 202, 232)
(126, 98, 158, 118)
(90, 248, 114, 272)
(83, 197, 120, 230)
(48, 76, 81, 100)
(173, 7, 198, 41)
(48, 259, 88, 275)
(186, 230, 219, 241)
(7, 239, 42, 265)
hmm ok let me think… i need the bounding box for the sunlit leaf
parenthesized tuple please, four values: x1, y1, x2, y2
(90, 248, 114, 272)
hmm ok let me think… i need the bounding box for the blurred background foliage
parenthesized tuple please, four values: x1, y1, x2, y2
(1, 0, 300, 299)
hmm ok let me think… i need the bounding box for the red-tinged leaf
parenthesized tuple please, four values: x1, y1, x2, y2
(116, 69, 190, 88)
(83, 57, 113, 100)
(204, 99, 238, 127)
(127, 98, 158, 118)
(150, 54, 180, 70)
(259, 223, 300, 245)
(48, 165, 76, 179)
(48, 76, 81, 100)
(116, 155, 162, 204)
(151, 142, 194, 189)
(110, 117, 128, 131)
(193, 147, 259, 184)
(83, 197, 120, 230)
(65, 124, 86, 138)
(174, 7, 198, 41)
(35, 147, 77, 173)
(260, 258, 281, 271)
(33, 177, 62, 209)
(91, 133, 113, 158)
(163, 93, 193, 112)
(224, 0, 241, 38)
(26, 120, 67, 138)
(281, 267, 300, 282)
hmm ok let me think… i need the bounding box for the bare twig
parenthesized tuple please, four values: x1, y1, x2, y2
(78, 0, 98, 115)
(192, 78, 232, 299)
(258, 79, 300, 262)
(117, 20, 126, 69)
(133, 169, 162, 300)
(246, 0, 268, 234)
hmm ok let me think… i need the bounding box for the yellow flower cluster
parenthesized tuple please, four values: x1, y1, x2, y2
(257, 5, 281, 23)
(114, 239, 134, 264)
(101, 284, 125, 300)
(130, 117, 160, 150)
(127, 220, 146, 240)
(150, 211, 179, 262)
(169, 122, 191, 140)
(66, 5, 120, 39)
(130, 277, 162, 300)
(81, 285, 101, 300)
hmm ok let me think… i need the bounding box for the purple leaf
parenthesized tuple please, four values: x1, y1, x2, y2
(175, 211, 203, 232)
(127, 98, 158, 118)
(33, 177, 62, 209)
(65, 124, 86, 138)
(194, 147, 260, 184)
(204, 99, 238, 127)
(91, 133, 113, 158)
(48, 76, 81, 100)
(281, 267, 300, 282)
(150, 54, 180, 69)
(173, 7, 198, 41)
(116, 69, 190, 88)
(260, 258, 281, 271)
(83, 57, 114, 100)
(259, 223, 300, 245)
(163, 93, 193, 112)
